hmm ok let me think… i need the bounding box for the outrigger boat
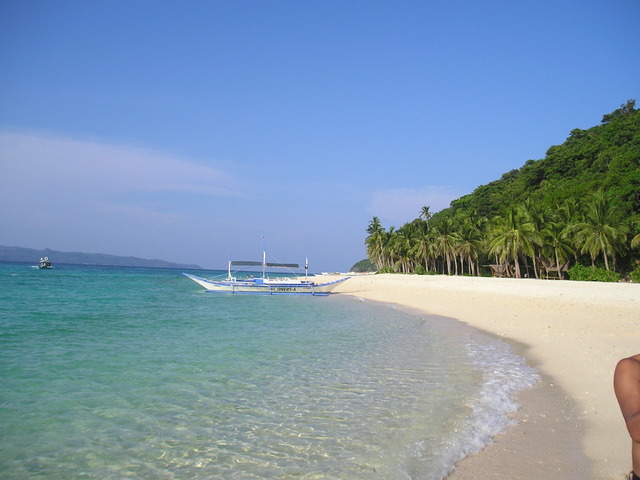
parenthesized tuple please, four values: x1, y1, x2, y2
(183, 250, 349, 295)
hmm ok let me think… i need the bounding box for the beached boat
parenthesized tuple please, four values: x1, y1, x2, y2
(183, 253, 349, 295)
(38, 257, 52, 269)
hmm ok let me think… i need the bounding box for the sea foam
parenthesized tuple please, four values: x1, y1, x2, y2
(406, 335, 540, 480)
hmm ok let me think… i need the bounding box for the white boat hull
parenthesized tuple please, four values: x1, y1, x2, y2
(183, 273, 349, 295)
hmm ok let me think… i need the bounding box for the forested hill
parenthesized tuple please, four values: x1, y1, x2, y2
(365, 101, 640, 279)
(444, 100, 640, 220)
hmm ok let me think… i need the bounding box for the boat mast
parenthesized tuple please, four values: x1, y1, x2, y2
(262, 236, 266, 278)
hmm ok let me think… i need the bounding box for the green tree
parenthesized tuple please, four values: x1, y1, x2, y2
(542, 222, 575, 279)
(365, 217, 386, 270)
(409, 219, 435, 272)
(455, 211, 484, 275)
(389, 228, 412, 273)
(419, 206, 432, 228)
(488, 206, 537, 278)
(575, 191, 628, 270)
(521, 199, 547, 278)
(433, 217, 459, 275)
(556, 199, 583, 262)
(601, 99, 636, 123)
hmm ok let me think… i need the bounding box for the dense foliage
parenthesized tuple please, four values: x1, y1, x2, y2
(365, 101, 640, 281)
(567, 264, 622, 282)
(349, 258, 377, 272)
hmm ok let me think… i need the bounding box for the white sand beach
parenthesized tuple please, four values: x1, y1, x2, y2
(332, 274, 640, 479)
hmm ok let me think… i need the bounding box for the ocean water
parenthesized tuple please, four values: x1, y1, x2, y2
(0, 263, 538, 480)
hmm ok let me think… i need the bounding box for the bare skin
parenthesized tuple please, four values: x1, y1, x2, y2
(614, 354, 640, 476)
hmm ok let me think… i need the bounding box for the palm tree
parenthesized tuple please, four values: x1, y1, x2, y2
(389, 228, 412, 273)
(411, 228, 432, 272)
(433, 217, 459, 275)
(522, 199, 548, 278)
(454, 211, 483, 275)
(365, 217, 386, 270)
(419, 206, 432, 229)
(575, 191, 628, 270)
(556, 199, 583, 262)
(488, 205, 537, 278)
(542, 222, 575, 279)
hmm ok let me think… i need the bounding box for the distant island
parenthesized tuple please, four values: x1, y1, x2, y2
(0, 246, 202, 270)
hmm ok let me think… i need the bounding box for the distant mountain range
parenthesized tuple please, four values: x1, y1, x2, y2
(0, 246, 202, 270)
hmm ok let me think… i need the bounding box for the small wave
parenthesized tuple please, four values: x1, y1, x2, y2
(413, 338, 540, 480)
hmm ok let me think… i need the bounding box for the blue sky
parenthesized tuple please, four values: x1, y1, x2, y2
(1, 1, 638, 271)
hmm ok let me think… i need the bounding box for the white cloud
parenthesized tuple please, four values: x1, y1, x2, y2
(368, 186, 460, 226)
(0, 131, 238, 199)
(0, 131, 242, 257)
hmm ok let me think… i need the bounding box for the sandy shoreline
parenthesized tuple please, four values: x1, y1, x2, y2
(332, 274, 640, 479)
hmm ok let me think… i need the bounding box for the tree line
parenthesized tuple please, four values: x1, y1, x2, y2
(364, 101, 640, 280)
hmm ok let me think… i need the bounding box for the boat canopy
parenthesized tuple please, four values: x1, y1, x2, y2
(230, 260, 300, 268)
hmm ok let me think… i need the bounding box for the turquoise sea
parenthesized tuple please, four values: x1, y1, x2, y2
(0, 263, 538, 480)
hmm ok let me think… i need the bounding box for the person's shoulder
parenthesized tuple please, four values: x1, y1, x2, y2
(626, 354, 640, 364)
(616, 355, 640, 373)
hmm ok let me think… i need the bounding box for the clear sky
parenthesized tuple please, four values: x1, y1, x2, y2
(1, 1, 638, 271)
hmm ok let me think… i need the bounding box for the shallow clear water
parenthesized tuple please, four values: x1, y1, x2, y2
(0, 263, 538, 479)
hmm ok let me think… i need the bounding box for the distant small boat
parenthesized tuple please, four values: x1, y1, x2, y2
(183, 247, 349, 295)
(38, 257, 52, 269)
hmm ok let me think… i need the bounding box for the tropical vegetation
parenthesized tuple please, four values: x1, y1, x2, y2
(365, 101, 640, 281)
